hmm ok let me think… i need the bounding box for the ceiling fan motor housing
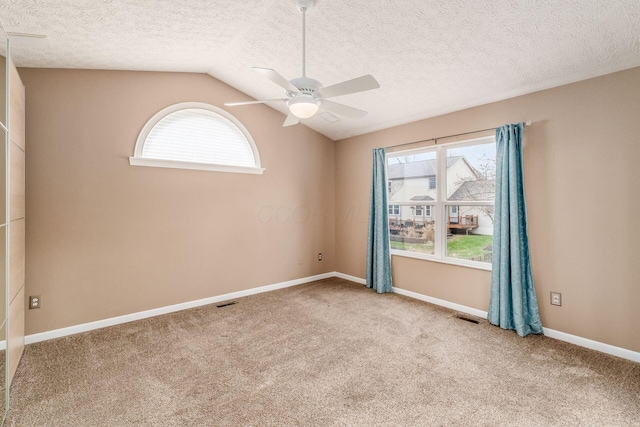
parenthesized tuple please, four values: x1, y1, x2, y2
(288, 76, 322, 97)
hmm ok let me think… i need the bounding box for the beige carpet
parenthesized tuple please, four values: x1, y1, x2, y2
(6, 278, 640, 426)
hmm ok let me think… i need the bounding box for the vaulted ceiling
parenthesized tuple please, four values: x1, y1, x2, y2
(1, 0, 639, 140)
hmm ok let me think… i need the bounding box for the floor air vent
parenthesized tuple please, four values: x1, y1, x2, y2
(454, 314, 480, 324)
(216, 301, 237, 308)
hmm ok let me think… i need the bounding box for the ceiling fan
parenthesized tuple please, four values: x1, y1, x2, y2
(224, 0, 380, 127)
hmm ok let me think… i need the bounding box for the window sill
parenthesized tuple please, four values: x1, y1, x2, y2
(129, 157, 265, 175)
(390, 249, 492, 271)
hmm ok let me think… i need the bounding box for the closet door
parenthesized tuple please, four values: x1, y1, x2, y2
(0, 22, 8, 421)
(7, 56, 25, 387)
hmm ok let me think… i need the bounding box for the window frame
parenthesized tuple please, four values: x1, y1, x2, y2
(386, 136, 495, 271)
(129, 102, 265, 175)
(388, 204, 400, 216)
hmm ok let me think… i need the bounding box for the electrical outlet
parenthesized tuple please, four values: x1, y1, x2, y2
(550, 292, 562, 306)
(318, 253, 322, 261)
(29, 295, 41, 309)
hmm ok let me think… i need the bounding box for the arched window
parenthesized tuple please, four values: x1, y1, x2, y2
(130, 102, 264, 174)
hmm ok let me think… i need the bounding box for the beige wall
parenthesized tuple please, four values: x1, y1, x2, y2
(336, 67, 640, 353)
(21, 69, 336, 335)
(20, 66, 640, 354)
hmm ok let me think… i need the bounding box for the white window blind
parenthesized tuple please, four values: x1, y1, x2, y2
(130, 102, 264, 174)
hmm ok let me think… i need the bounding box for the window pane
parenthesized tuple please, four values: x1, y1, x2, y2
(142, 108, 256, 167)
(446, 141, 496, 201)
(387, 151, 437, 256)
(387, 150, 437, 204)
(390, 216, 436, 256)
(446, 205, 494, 263)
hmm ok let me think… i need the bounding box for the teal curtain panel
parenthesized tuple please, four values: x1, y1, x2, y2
(488, 123, 543, 337)
(366, 148, 393, 293)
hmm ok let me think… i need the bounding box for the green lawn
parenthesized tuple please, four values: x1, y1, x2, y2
(391, 234, 492, 262)
(447, 235, 493, 260)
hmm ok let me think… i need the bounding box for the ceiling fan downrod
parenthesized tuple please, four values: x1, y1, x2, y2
(301, 6, 306, 77)
(297, 0, 314, 78)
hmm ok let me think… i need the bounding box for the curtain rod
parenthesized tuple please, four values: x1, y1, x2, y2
(387, 120, 532, 150)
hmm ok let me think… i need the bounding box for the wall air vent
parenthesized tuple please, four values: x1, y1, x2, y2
(319, 111, 340, 123)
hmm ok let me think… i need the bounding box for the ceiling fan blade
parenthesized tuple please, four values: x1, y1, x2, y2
(225, 99, 288, 106)
(283, 113, 300, 127)
(253, 67, 300, 94)
(320, 100, 368, 119)
(317, 75, 380, 99)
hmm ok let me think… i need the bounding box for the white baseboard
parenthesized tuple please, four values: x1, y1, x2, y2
(334, 271, 366, 285)
(392, 286, 489, 319)
(339, 274, 640, 364)
(542, 327, 640, 363)
(24, 271, 640, 364)
(25, 272, 335, 345)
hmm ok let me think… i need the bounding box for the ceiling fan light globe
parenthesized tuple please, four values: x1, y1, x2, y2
(288, 97, 320, 119)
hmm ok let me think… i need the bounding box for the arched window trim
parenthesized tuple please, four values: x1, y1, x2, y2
(129, 102, 265, 175)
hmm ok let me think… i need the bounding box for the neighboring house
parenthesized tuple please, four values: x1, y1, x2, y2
(449, 179, 495, 235)
(387, 156, 494, 236)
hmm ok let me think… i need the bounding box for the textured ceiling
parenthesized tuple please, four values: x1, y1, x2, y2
(1, 0, 639, 140)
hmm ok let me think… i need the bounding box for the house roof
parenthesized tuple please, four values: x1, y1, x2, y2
(388, 156, 462, 180)
(410, 195, 434, 201)
(449, 179, 495, 201)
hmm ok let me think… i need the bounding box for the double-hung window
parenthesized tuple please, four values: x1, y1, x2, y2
(386, 136, 496, 269)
